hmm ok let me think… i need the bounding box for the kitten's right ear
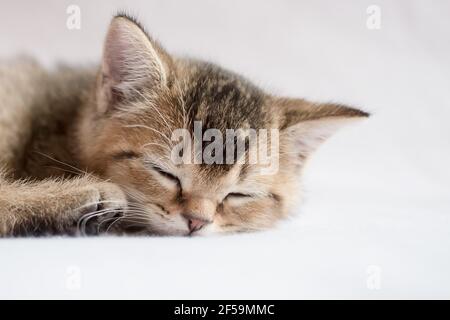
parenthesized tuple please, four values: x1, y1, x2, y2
(97, 15, 171, 113)
(276, 98, 369, 158)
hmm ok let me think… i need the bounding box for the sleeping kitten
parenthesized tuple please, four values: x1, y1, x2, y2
(0, 14, 368, 237)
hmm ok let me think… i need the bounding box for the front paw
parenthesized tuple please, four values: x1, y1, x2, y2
(76, 182, 128, 235)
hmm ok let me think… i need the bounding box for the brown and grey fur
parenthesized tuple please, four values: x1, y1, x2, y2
(0, 15, 368, 237)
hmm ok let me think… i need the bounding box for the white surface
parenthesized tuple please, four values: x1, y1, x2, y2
(0, 0, 449, 299)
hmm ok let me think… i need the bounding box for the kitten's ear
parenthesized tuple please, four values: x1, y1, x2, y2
(97, 15, 171, 113)
(276, 98, 369, 157)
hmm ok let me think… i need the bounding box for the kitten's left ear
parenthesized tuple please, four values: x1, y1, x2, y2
(97, 15, 172, 113)
(276, 98, 369, 157)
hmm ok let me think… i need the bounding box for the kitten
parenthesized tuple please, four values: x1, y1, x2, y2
(0, 14, 368, 237)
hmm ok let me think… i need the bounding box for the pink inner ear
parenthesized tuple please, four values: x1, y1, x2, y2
(103, 25, 129, 84)
(101, 17, 168, 95)
(281, 117, 366, 158)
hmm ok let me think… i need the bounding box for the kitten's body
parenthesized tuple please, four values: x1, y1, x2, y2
(0, 59, 122, 235)
(0, 58, 93, 179)
(0, 16, 368, 237)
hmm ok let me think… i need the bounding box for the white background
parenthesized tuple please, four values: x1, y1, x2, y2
(0, 0, 449, 299)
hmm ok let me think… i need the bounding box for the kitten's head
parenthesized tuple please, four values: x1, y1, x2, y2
(78, 15, 368, 236)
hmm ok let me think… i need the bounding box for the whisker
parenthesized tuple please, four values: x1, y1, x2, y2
(124, 124, 173, 146)
(140, 142, 172, 153)
(72, 200, 126, 213)
(43, 165, 83, 176)
(34, 151, 87, 175)
(77, 207, 122, 235)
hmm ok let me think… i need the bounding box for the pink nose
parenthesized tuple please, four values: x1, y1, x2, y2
(185, 217, 209, 233)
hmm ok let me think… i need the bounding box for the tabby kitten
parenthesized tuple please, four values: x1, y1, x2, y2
(0, 15, 368, 237)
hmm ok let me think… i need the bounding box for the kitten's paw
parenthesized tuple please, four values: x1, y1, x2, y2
(76, 182, 128, 235)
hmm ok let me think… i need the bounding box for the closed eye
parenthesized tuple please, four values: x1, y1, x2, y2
(112, 150, 140, 160)
(225, 192, 253, 200)
(148, 163, 181, 188)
